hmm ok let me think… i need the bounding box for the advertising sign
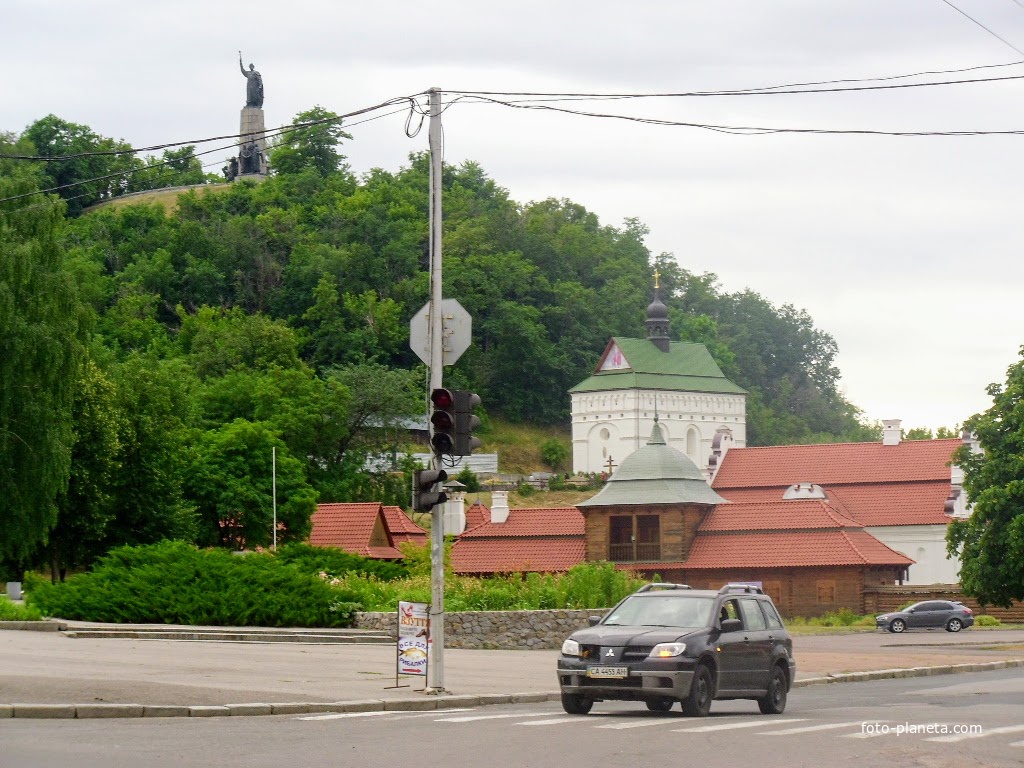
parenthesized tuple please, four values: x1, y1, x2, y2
(397, 601, 430, 677)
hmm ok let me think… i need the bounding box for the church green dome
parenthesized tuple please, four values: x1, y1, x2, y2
(578, 419, 727, 508)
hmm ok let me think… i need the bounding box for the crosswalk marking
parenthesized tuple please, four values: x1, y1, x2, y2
(597, 718, 691, 730)
(299, 708, 474, 722)
(759, 721, 867, 736)
(673, 718, 804, 733)
(434, 712, 559, 723)
(926, 724, 1024, 744)
(518, 717, 593, 726)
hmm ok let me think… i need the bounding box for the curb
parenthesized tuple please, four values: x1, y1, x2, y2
(3, 660, 1022, 719)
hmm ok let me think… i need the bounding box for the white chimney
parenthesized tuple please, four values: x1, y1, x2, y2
(782, 483, 827, 500)
(882, 419, 902, 446)
(442, 482, 466, 535)
(490, 490, 510, 523)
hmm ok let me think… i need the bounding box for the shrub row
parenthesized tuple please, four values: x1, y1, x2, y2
(0, 596, 42, 621)
(25, 541, 360, 627)
(23, 542, 646, 625)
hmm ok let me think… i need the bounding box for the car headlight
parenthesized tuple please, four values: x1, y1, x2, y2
(649, 642, 686, 658)
(561, 638, 581, 657)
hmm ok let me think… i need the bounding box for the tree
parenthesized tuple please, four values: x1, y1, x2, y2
(186, 419, 317, 549)
(947, 348, 1024, 606)
(0, 135, 86, 564)
(45, 358, 124, 581)
(22, 115, 138, 216)
(103, 354, 198, 549)
(271, 106, 352, 177)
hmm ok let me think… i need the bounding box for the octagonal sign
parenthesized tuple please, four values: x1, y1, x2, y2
(409, 299, 472, 366)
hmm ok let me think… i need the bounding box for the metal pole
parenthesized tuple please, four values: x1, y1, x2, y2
(272, 446, 277, 550)
(427, 87, 446, 693)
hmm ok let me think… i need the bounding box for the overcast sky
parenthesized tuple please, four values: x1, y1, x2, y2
(6, 0, 1024, 433)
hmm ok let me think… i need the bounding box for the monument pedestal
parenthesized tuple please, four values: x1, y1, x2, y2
(239, 106, 268, 176)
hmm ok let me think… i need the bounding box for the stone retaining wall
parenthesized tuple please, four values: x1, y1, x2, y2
(354, 609, 602, 650)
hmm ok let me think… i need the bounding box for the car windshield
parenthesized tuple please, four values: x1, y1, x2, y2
(604, 596, 714, 628)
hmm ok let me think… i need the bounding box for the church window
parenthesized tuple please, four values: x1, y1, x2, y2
(609, 515, 661, 562)
(600, 428, 610, 441)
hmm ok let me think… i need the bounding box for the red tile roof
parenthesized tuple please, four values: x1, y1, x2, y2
(457, 507, 584, 538)
(309, 503, 404, 559)
(464, 501, 491, 531)
(712, 439, 960, 527)
(699, 499, 862, 531)
(381, 506, 429, 546)
(683, 530, 915, 569)
(712, 439, 960, 488)
(452, 507, 585, 574)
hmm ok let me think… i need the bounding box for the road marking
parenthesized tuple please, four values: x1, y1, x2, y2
(1009, 740, 1024, 747)
(518, 717, 595, 726)
(926, 724, 1024, 743)
(435, 712, 559, 723)
(598, 718, 690, 730)
(759, 721, 867, 736)
(673, 718, 804, 733)
(299, 708, 474, 722)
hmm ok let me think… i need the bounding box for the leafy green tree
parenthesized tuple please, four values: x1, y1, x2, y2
(178, 306, 302, 378)
(271, 106, 353, 177)
(45, 358, 125, 581)
(947, 348, 1024, 606)
(540, 437, 570, 472)
(22, 115, 138, 216)
(103, 354, 198, 548)
(186, 419, 317, 549)
(1, 135, 86, 563)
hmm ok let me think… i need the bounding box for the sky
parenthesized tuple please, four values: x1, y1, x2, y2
(6, 0, 1024, 434)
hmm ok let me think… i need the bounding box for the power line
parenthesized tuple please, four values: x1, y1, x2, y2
(0, 95, 427, 162)
(6, 61, 1024, 163)
(0, 100, 423, 207)
(446, 69, 1024, 101)
(452, 93, 1024, 137)
(940, 0, 1024, 58)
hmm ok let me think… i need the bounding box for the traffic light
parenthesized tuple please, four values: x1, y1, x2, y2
(413, 468, 448, 512)
(430, 388, 456, 456)
(455, 390, 482, 456)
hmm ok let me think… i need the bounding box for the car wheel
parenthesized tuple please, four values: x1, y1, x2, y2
(681, 663, 714, 717)
(758, 665, 788, 715)
(560, 692, 593, 715)
(946, 618, 963, 633)
(889, 618, 906, 633)
(645, 697, 675, 713)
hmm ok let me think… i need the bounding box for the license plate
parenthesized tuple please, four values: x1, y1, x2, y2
(587, 666, 628, 679)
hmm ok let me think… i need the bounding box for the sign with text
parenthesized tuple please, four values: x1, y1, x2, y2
(396, 601, 430, 677)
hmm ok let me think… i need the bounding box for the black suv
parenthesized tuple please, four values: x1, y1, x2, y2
(557, 583, 795, 717)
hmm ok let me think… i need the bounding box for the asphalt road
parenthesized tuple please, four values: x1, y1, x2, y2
(3, 626, 1024, 707)
(2, 668, 1022, 768)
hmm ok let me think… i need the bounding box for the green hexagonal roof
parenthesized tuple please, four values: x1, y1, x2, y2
(578, 420, 728, 508)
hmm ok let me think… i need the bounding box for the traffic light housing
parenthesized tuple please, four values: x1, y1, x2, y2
(455, 390, 482, 456)
(413, 468, 448, 512)
(430, 388, 456, 456)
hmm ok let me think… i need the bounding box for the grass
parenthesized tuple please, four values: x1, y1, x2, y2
(85, 184, 232, 215)
(475, 419, 571, 475)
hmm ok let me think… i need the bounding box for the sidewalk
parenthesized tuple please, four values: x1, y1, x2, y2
(2, 624, 1023, 719)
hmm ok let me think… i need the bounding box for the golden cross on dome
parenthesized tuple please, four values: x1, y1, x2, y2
(653, 268, 661, 289)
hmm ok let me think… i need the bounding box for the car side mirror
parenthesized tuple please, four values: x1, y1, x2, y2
(588, 616, 602, 627)
(908, 608, 916, 613)
(720, 618, 743, 633)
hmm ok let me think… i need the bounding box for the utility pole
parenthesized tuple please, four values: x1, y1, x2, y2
(272, 446, 277, 550)
(427, 87, 446, 693)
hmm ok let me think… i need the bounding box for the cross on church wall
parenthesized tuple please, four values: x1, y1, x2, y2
(605, 456, 617, 474)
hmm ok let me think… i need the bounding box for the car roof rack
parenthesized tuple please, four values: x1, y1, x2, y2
(718, 583, 764, 595)
(636, 583, 692, 593)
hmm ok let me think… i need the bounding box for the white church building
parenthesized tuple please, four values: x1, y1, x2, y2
(570, 288, 747, 475)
